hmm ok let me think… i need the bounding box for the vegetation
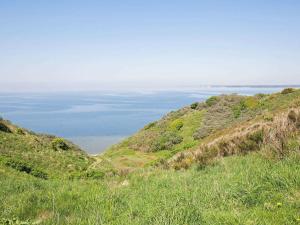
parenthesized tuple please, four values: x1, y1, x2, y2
(1, 150, 299, 224)
(1, 88, 300, 224)
(0, 120, 93, 179)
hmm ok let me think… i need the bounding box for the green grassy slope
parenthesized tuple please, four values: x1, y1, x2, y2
(101, 88, 300, 170)
(1, 150, 299, 224)
(0, 119, 94, 179)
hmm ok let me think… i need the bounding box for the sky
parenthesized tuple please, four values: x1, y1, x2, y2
(1, 0, 300, 92)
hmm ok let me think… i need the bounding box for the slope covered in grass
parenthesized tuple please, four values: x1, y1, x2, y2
(1, 150, 299, 224)
(101, 88, 300, 170)
(0, 119, 94, 179)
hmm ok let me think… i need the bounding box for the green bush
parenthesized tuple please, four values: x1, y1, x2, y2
(232, 100, 247, 118)
(255, 93, 266, 99)
(52, 138, 69, 151)
(5, 160, 32, 173)
(281, 88, 295, 94)
(169, 119, 184, 131)
(152, 132, 183, 151)
(16, 128, 25, 135)
(5, 160, 48, 179)
(205, 96, 218, 107)
(144, 122, 157, 130)
(190, 102, 198, 109)
(31, 169, 48, 179)
(85, 170, 105, 179)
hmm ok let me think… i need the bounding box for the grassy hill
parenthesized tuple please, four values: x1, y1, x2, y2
(101, 88, 300, 170)
(0, 119, 109, 179)
(0, 88, 300, 224)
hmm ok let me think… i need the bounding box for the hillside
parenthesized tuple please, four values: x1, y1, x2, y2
(0, 119, 106, 179)
(0, 88, 300, 224)
(101, 88, 300, 170)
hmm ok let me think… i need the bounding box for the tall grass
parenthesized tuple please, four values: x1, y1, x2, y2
(1, 152, 299, 224)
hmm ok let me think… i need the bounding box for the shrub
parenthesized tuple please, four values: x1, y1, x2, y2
(232, 100, 247, 118)
(193, 127, 212, 140)
(288, 110, 297, 123)
(0, 122, 11, 133)
(263, 112, 274, 122)
(86, 170, 105, 179)
(31, 169, 48, 179)
(5, 160, 48, 179)
(52, 138, 69, 151)
(205, 96, 218, 107)
(255, 93, 266, 99)
(169, 119, 184, 131)
(190, 102, 199, 109)
(5, 160, 32, 173)
(244, 97, 259, 109)
(152, 132, 183, 151)
(281, 88, 295, 94)
(16, 128, 25, 135)
(144, 122, 157, 130)
(248, 130, 264, 144)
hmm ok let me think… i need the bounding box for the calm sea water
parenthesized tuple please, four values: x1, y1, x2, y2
(0, 87, 290, 154)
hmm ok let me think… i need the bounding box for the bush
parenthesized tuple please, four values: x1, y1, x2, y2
(5, 160, 32, 173)
(169, 119, 184, 131)
(31, 169, 48, 179)
(263, 112, 274, 122)
(281, 88, 295, 95)
(52, 138, 69, 151)
(0, 122, 11, 133)
(85, 170, 105, 179)
(190, 102, 199, 109)
(255, 93, 266, 99)
(5, 160, 48, 179)
(288, 110, 298, 123)
(144, 122, 157, 130)
(205, 96, 218, 107)
(16, 128, 25, 135)
(232, 100, 247, 118)
(152, 132, 183, 151)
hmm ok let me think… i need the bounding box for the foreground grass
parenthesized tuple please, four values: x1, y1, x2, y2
(1, 152, 300, 224)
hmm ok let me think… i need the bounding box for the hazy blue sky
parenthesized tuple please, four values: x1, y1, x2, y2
(1, 0, 300, 91)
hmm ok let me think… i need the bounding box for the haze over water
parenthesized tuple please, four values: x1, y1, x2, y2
(0, 86, 294, 154)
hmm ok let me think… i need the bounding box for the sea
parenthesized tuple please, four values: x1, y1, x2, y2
(0, 86, 296, 154)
